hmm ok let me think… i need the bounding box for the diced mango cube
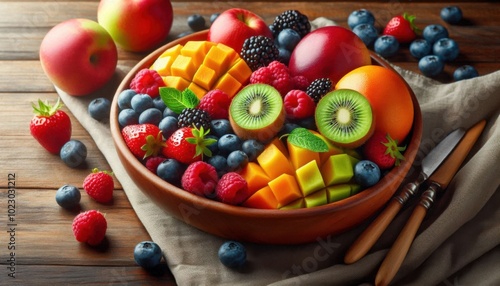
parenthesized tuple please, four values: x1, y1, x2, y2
(287, 140, 321, 170)
(192, 64, 217, 91)
(227, 58, 252, 84)
(321, 154, 354, 186)
(216, 43, 239, 64)
(242, 186, 278, 209)
(150, 56, 175, 76)
(295, 160, 325, 196)
(162, 76, 190, 91)
(187, 82, 206, 99)
(157, 44, 182, 59)
(257, 143, 294, 180)
(304, 189, 328, 208)
(180, 41, 214, 66)
(268, 174, 302, 208)
(170, 55, 196, 81)
(269, 137, 288, 157)
(213, 73, 242, 98)
(280, 198, 305, 210)
(326, 184, 352, 203)
(203, 45, 233, 76)
(240, 162, 270, 196)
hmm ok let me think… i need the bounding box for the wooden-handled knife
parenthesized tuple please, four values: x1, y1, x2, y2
(375, 119, 486, 286)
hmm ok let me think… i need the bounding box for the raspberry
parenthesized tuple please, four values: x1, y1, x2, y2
(83, 168, 114, 203)
(291, 75, 310, 90)
(181, 161, 219, 198)
(130, 68, 165, 98)
(267, 61, 292, 96)
(250, 67, 273, 85)
(284, 90, 316, 119)
(72, 210, 107, 246)
(145, 156, 166, 173)
(215, 172, 249, 205)
(198, 89, 231, 119)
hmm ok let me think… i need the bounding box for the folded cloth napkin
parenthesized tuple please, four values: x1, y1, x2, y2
(57, 53, 500, 286)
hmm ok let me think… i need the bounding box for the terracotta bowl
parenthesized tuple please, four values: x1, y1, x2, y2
(110, 30, 422, 245)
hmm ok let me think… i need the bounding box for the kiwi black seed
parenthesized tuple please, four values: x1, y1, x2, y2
(229, 84, 285, 142)
(315, 89, 374, 148)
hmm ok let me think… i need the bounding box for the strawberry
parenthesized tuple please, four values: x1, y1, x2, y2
(121, 124, 164, 159)
(383, 13, 419, 44)
(163, 126, 216, 165)
(29, 98, 72, 154)
(83, 168, 115, 203)
(363, 131, 406, 169)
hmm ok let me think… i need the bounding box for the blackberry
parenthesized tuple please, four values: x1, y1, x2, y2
(240, 36, 279, 71)
(177, 108, 211, 130)
(271, 10, 311, 38)
(306, 78, 332, 103)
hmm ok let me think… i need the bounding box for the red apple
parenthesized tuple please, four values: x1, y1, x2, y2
(39, 18, 118, 96)
(98, 0, 173, 52)
(207, 8, 273, 53)
(288, 26, 371, 85)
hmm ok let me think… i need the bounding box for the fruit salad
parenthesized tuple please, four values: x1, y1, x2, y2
(116, 9, 413, 210)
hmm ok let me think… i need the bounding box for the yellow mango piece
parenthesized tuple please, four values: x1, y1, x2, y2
(311, 132, 344, 166)
(257, 143, 294, 180)
(216, 43, 239, 65)
(157, 44, 182, 59)
(295, 160, 325, 196)
(162, 76, 190, 91)
(326, 184, 352, 203)
(192, 64, 217, 91)
(240, 162, 270, 196)
(321, 154, 354, 186)
(150, 55, 175, 76)
(187, 82, 206, 99)
(203, 45, 234, 77)
(213, 73, 242, 98)
(170, 55, 196, 81)
(243, 186, 278, 209)
(269, 137, 288, 157)
(304, 189, 328, 208)
(287, 140, 321, 170)
(227, 58, 252, 85)
(280, 198, 305, 210)
(180, 41, 214, 66)
(268, 174, 302, 208)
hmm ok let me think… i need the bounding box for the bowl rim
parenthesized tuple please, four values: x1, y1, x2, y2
(110, 30, 423, 220)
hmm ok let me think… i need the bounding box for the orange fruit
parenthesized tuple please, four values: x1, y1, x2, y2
(335, 65, 414, 143)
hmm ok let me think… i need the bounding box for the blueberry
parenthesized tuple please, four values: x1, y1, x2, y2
(276, 28, 302, 51)
(278, 48, 291, 65)
(187, 14, 206, 31)
(210, 119, 233, 137)
(354, 160, 381, 188)
(441, 6, 463, 24)
(134, 241, 163, 269)
(157, 158, 184, 185)
(60, 139, 87, 168)
(118, 108, 139, 127)
(409, 39, 431, 59)
(242, 139, 265, 162)
(374, 35, 399, 58)
(352, 23, 378, 47)
(139, 107, 163, 125)
(118, 89, 137, 110)
(278, 122, 300, 137)
(423, 24, 449, 44)
(218, 241, 246, 269)
(218, 134, 242, 156)
(210, 13, 220, 24)
(453, 65, 479, 81)
(418, 55, 444, 77)
(55, 184, 81, 209)
(88, 97, 111, 122)
(295, 116, 317, 130)
(158, 116, 178, 139)
(227, 150, 249, 172)
(206, 135, 219, 155)
(208, 155, 228, 177)
(153, 96, 166, 112)
(347, 9, 375, 29)
(163, 106, 178, 118)
(433, 38, 459, 62)
(131, 93, 154, 113)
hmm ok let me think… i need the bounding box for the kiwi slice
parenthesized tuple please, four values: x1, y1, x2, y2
(315, 89, 374, 148)
(229, 84, 285, 142)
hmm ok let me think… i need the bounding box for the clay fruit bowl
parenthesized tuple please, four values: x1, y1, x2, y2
(110, 30, 422, 245)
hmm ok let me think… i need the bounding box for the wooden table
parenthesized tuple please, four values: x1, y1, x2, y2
(1, 1, 498, 284)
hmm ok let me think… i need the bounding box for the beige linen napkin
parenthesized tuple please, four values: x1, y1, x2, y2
(57, 59, 500, 285)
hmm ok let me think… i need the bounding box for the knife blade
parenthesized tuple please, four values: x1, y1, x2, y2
(344, 127, 466, 264)
(375, 120, 486, 286)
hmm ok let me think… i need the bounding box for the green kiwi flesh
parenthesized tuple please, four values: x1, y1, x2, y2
(315, 89, 374, 148)
(229, 84, 285, 142)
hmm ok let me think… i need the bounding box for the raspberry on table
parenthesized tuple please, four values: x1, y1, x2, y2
(83, 168, 114, 204)
(72, 210, 107, 246)
(197, 89, 231, 120)
(215, 172, 249, 205)
(181, 161, 219, 198)
(284, 89, 316, 119)
(130, 68, 165, 98)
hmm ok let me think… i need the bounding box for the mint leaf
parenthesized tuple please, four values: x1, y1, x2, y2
(159, 87, 199, 114)
(288, 128, 329, 152)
